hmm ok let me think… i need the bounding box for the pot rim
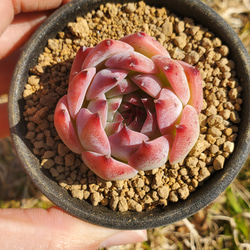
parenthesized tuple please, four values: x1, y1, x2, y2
(8, 0, 250, 229)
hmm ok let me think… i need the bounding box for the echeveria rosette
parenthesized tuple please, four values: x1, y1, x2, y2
(54, 32, 203, 181)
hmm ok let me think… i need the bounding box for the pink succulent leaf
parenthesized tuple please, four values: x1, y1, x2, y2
(112, 111, 124, 123)
(108, 125, 149, 162)
(76, 108, 111, 155)
(82, 151, 138, 181)
(127, 115, 144, 131)
(130, 73, 163, 98)
(120, 32, 171, 58)
(177, 60, 203, 113)
(87, 94, 108, 128)
(105, 120, 123, 137)
(81, 39, 134, 69)
(128, 136, 170, 171)
(121, 92, 144, 108)
(155, 88, 183, 135)
(105, 78, 139, 98)
(169, 105, 200, 165)
(140, 110, 160, 139)
(54, 95, 83, 154)
(107, 96, 123, 122)
(140, 97, 160, 138)
(67, 67, 96, 119)
(86, 68, 128, 100)
(152, 55, 190, 105)
(141, 97, 156, 114)
(105, 51, 159, 74)
(69, 46, 94, 82)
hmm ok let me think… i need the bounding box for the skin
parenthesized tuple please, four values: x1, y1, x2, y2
(0, 1, 147, 249)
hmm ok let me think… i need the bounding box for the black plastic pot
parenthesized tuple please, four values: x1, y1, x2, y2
(9, 0, 250, 230)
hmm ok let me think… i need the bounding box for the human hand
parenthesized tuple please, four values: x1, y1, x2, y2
(0, 0, 73, 137)
(0, 206, 147, 249)
(0, 1, 147, 249)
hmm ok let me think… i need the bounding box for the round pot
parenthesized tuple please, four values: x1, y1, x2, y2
(9, 0, 250, 230)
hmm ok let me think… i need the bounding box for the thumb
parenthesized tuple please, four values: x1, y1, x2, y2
(0, 206, 147, 249)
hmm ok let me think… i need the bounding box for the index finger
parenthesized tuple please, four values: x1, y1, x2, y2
(0, 0, 71, 36)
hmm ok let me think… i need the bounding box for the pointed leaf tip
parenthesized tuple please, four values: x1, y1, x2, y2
(86, 68, 128, 100)
(152, 55, 190, 105)
(155, 88, 183, 135)
(69, 46, 94, 82)
(120, 32, 170, 58)
(82, 39, 134, 68)
(82, 151, 137, 181)
(54, 95, 83, 154)
(169, 105, 200, 164)
(76, 108, 111, 155)
(105, 51, 159, 74)
(177, 60, 203, 113)
(108, 125, 149, 162)
(129, 136, 170, 171)
(67, 67, 96, 119)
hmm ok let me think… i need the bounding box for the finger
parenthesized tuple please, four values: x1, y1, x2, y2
(12, 0, 72, 14)
(0, 11, 50, 59)
(0, 207, 147, 249)
(0, 1, 73, 59)
(0, 0, 14, 37)
(0, 0, 71, 36)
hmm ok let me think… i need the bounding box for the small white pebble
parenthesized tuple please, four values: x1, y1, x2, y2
(223, 141, 234, 153)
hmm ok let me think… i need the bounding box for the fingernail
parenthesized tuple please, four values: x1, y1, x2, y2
(100, 229, 147, 248)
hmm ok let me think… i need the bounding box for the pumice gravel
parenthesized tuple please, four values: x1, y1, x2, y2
(23, 1, 242, 212)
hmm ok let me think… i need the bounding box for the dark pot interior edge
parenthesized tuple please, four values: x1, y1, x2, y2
(8, 0, 250, 229)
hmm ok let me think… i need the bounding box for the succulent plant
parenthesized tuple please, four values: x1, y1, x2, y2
(54, 32, 203, 181)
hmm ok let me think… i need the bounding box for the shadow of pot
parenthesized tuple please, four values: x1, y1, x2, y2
(8, 0, 250, 229)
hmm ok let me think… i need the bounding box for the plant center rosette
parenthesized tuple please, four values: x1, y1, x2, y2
(54, 32, 203, 181)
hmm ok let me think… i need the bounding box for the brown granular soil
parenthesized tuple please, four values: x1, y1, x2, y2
(23, 1, 242, 212)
